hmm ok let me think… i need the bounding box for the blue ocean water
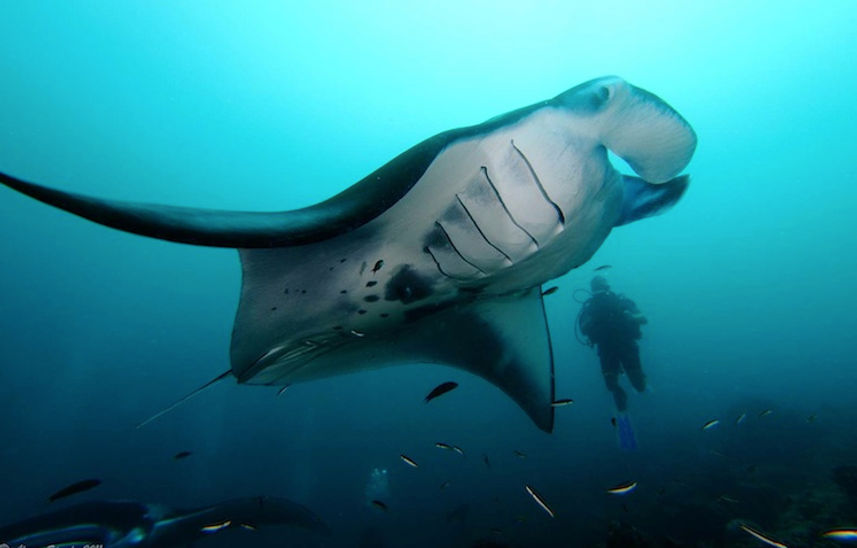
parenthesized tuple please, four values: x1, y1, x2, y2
(1, 2, 855, 546)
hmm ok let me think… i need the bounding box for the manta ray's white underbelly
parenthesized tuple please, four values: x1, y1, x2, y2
(233, 109, 624, 382)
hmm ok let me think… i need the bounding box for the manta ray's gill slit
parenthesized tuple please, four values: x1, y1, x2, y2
(454, 194, 514, 264)
(433, 221, 487, 275)
(423, 246, 471, 281)
(479, 166, 540, 248)
(510, 139, 566, 225)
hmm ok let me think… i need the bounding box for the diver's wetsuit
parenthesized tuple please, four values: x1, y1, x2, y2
(579, 291, 646, 411)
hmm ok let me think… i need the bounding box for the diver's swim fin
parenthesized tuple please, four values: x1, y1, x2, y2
(616, 413, 638, 451)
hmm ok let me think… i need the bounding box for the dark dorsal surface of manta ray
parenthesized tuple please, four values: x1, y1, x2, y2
(0, 76, 697, 432)
(0, 496, 329, 547)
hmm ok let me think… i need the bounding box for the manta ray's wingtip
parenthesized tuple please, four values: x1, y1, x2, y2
(0, 167, 392, 249)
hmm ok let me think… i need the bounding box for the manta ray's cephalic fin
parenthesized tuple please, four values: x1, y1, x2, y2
(615, 174, 690, 227)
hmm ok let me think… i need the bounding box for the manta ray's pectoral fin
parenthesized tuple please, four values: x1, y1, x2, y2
(0, 132, 451, 248)
(407, 288, 555, 432)
(155, 496, 330, 546)
(614, 174, 690, 227)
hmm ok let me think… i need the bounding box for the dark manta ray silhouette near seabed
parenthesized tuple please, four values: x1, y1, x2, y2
(0, 496, 328, 547)
(0, 76, 696, 432)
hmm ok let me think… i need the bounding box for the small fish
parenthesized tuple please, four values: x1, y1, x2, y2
(451, 445, 465, 456)
(611, 417, 617, 427)
(350, 329, 366, 337)
(240, 523, 257, 531)
(483, 454, 491, 469)
(524, 484, 555, 518)
(717, 495, 739, 504)
(371, 499, 388, 511)
(806, 414, 817, 423)
(435, 442, 453, 451)
(701, 419, 720, 431)
(550, 398, 574, 407)
(490, 527, 504, 535)
(440, 480, 450, 490)
(276, 384, 291, 396)
(372, 259, 384, 273)
(541, 286, 559, 296)
(738, 523, 787, 548)
(48, 478, 102, 503)
(513, 450, 527, 459)
(201, 519, 232, 533)
(594, 264, 612, 271)
(173, 451, 192, 460)
(400, 454, 418, 468)
(758, 409, 773, 418)
(736, 413, 747, 424)
(822, 529, 857, 541)
(606, 481, 637, 495)
(425, 381, 458, 403)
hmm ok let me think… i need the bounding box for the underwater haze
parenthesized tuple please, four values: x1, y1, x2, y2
(1, 2, 856, 547)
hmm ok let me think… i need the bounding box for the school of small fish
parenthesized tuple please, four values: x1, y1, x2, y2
(36, 380, 829, 545)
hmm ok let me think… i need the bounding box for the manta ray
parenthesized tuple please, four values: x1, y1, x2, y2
(0, 496, 328, 547)
(0, 76, 696, 432)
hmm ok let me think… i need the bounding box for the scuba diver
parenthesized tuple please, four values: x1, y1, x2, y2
(576, 276, 648, 449)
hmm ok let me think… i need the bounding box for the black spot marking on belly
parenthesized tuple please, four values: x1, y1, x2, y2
(380, 313, 389, 318)
(364, 295, 380, 303)
(366, 281, 377, 288)
(358, 309, 367, 315)
(340, 290, 348, 294)
(385, 265, 434, 305)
